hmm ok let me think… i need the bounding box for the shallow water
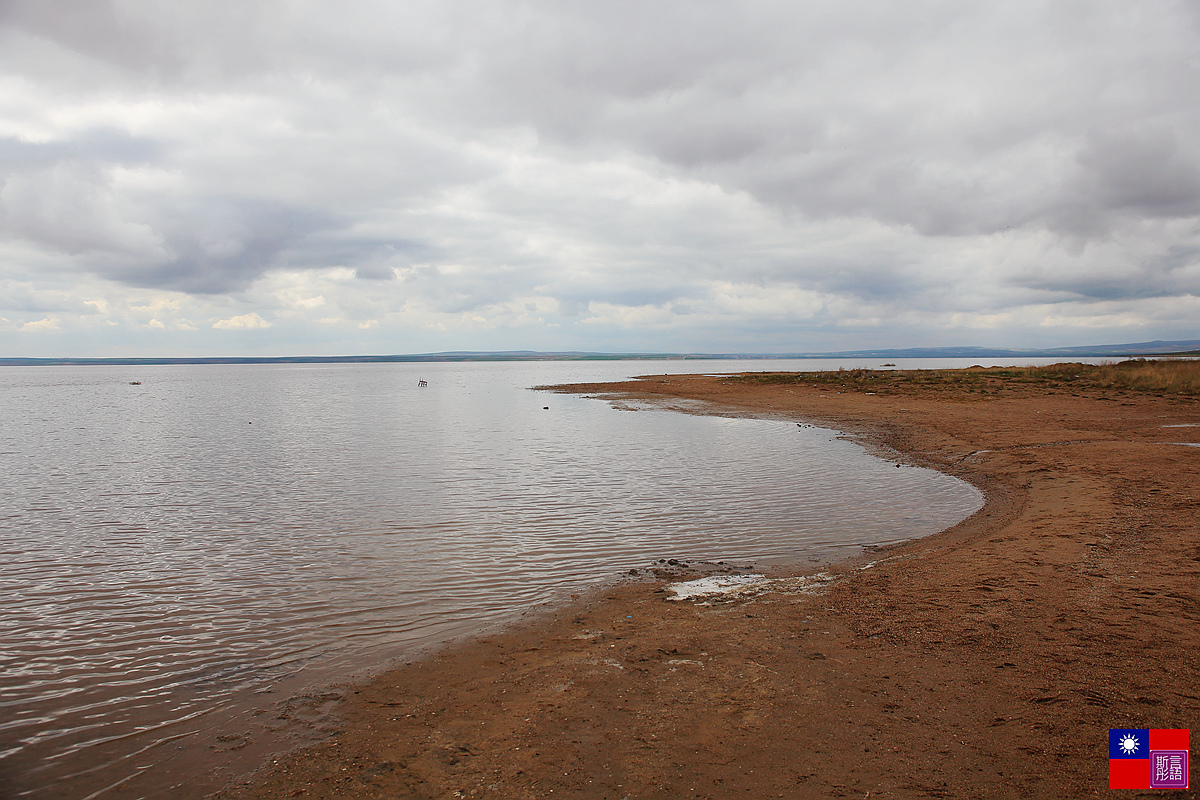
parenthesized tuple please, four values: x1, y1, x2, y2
(0, 360, 986, 799)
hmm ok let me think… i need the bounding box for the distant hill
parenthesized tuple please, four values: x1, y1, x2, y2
(2, 340, 1197, 366)
(788, 339, 1200, 359)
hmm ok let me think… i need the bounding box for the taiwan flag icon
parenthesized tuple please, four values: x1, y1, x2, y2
(1109, 729, 1189, 789)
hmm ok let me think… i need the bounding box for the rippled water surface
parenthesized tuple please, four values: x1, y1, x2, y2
(0, 360, 983, 799)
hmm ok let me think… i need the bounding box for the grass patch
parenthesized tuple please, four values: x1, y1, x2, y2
(727, 359, 1200, 397)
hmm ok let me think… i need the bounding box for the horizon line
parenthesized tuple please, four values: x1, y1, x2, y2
(3, 338, 1199, 366)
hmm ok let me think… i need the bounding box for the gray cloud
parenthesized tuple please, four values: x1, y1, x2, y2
(0, 154, 344, 293)
(1066, 127, 1200, 227)
(117, 201, 340, 294)
(0, 131, 160, 171)
(1, 0, 1197, 354)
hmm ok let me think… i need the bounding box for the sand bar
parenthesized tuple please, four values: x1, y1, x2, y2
(215, 367, 1199, 799)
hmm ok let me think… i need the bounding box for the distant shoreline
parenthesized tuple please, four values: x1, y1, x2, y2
(2, 338, 1198, 366)
(0, 353, 720, 366)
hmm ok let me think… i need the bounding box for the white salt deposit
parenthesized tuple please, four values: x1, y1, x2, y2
(665, 575, 768, 600)
(665, 573, 837, 602)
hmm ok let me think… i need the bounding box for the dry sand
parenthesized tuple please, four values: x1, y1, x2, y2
(213, 373, 1199, 799)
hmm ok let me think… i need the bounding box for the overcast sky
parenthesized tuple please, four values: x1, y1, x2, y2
(2, 1, 1198, 356)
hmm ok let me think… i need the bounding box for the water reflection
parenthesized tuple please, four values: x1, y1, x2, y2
(0, 361, 982, 799)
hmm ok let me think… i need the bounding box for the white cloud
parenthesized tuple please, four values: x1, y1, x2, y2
(19, 316, 60, 331)
(212, 312, 271, 330)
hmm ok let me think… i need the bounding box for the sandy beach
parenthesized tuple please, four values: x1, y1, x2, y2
(214, 368, 1199, 799)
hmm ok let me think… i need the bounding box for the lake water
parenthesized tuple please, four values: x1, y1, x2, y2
(0, 357, 1028, 799)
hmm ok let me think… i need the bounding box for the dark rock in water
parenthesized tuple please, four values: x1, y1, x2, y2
(628, 568, 640, 576)
(647, 558, 758, 581)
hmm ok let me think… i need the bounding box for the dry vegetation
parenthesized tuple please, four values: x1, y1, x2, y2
(728, 358, 1200, 397)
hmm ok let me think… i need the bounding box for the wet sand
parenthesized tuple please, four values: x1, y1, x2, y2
(213, 374, 1199, 799)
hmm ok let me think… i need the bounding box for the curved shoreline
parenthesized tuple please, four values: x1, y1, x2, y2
(213, 374, 1199, 799)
